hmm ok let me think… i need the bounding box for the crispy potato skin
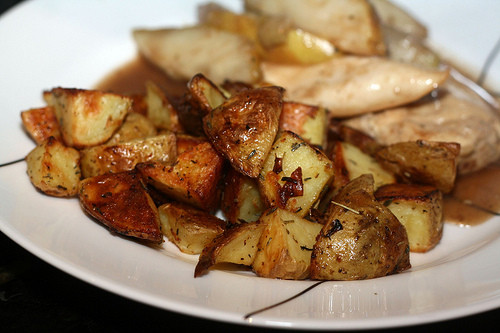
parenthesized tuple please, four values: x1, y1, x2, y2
(375, 140, 460, 193)
(203, 86, 284, 178)
(158, 202, 226, 254)
(80, 133, 177, 179)
(26, 136, 81, 197)
(137, 141, 225, 211)
(375, 183, 443, 252)
(79, 171, 163, 243)
(310, 174, 410, 280)
(44, 87, 132, 148)
(21, 106, 61, 144)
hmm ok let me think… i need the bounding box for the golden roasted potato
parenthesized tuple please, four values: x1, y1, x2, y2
(221, 167, 265, 224)
(43, 87, 132, 148)
(330, 141, 396, 191)
(175, 133, 208, 155)
(375, 183, 443, 253)
(203, 86, 284, 178)
(176, 73, 227, 136)
(105, 112, 157, 145)
(279, 101, 328, 147)
(145, 81, 183, 132)
(310, 174, 410, 280)
(21, 106, 61, 144)
(26, 136, 81, 197)
(79, 170, 163, 243)
(259, 130, 335, 217)
(133, 25, 262, 84)
(326, 121, 382, 157)
(80, 133, 177, 179)
(375, 140, 460, 193)
(195, 220, 267, 277)
(158, 202, 226, 254)
(245, 0, 385, 56)
(137, 141, 225, 212)
(252, 207, 323, 280)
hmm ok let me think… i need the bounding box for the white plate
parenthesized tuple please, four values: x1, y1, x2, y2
(1, 0, 500, 330)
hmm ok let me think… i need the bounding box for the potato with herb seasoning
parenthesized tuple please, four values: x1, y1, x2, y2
(26, 136, 81, 197)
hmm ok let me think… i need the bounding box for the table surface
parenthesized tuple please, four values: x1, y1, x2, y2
(1, 1, 499, 332)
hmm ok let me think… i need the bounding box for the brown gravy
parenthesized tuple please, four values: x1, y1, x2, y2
(94, 56, 500, 227)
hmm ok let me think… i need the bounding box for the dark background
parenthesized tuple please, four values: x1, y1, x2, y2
(1, 1, 499, 332)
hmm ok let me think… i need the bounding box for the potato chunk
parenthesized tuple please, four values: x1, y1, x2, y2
(279, 101, 327, 147)
(105, 112, 157, 145)
(80, 133, 177, 179)
(137, 141, 224, 212)
(21, 106, 61, 144)
(195, 221, 267, 277)
(221, 167, 265, 224)
(26, 136, 81, 197)
(375, 183, 443, 253)
(43, 87, 131, 148)
(203, 86, 284, 178)
(145, 81, 183, 132)
(375, 140, 460, 193)
(259, 130, 335, 217)
(310, 174, 410, 280)
(79, 170, 163, 243)
(158, 202, 226, 254)
(252, 208, 323, 280)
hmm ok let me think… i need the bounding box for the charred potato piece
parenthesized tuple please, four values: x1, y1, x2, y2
(133, 25, 262, 84)
(145, 81, 183, 132)
(203, 86, 284, 178)
(245, 0, 385, 56)
(252, 207, 323, 280)
(79, 170, 163, 243)
(158, 202, 226, 254)
(375, 140, 460, 193)
(21, 106, 61, 144)
(137, 141, 224, 212)
(310, 174, 410, 280)
(43, 87, 131, 148)
(26, 136, 81, 197)
(259, 130, 335, 217)
(177, 74, 227, 136)
(80, 133, 177, 179)
(105, 112, 157, 145)
(221, 167, 265, 224)
(279, 102, 328, 147)
(375, 183, 443, 253)
(195, 220, 267, 277)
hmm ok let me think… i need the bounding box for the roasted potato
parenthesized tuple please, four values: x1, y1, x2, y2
(375, 140, 460, 193)
(195, 220, 267, 277)
(203, 86, 284, 178)
(137, 141, 225, 212)
(133, 25, 262, 84)
(79, 170, 163, 243)
(43, 87, 132, 148)
(258, 130, 335, 217)
(26, 136, 81, 197)
(21, 106, 61, 144)
(145, 81, 183, 132)
(176, 73, 227, 136)
(252, 207, 323, 280)
(158, 202, 226, 254)
(310, 174, 410, 280)
(279, 101, 328, 148)
(245, 0, 385, 56)
(105, 112, 157, 145)
(221, 167, 265, 224)
(80, 133, 177, 179)
(375, 183, 443, 253)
